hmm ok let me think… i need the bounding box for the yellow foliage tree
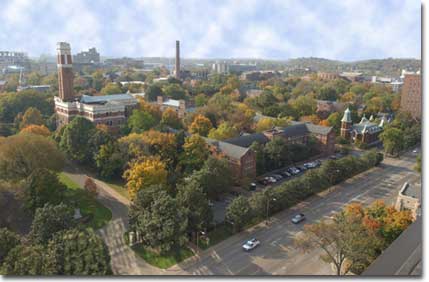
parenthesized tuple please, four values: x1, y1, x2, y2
(123, 157, 168, 199)
(20, 125, 51, 137)
(189, 114, 213, 137)
(19, 107, 44, 129)
(255, 118, 275, 133)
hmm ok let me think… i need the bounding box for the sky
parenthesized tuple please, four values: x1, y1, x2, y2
(0, 0, 421, 61)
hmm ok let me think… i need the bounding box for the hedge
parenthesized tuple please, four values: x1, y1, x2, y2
(227, 150, 384, 227)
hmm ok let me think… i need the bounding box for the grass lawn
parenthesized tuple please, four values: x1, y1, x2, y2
(103, 179, 129, 199)
(59, 173, 112, 229)
(132, 244, 194, 269)
(198, 223, 235, 250)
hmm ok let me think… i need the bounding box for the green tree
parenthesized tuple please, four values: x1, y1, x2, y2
(192, 157, 233, 200)
(0, 228, 20, 265)
(29, 203, 75, 245)
(48, 228, 112, 275)
(163, 83, 187, 100)
(100, 82, 122, 95)
(27, 72, 43, 85)
(1, 244, 57, 275)
(145, 84, 164, 101)
(59, 116, 96, 163)
(24, 168, 66, 213)
(264, 137, 290, 170)
(318, 85, 337, 101)
(0, 134, 65, 181)
(95, 141, 125, 179)
(415, 155, 421, 174)
(127, 109, 157, 133)
(132, 189, 188, 253)
(226, 196, 252, 232)
(176, 178, 213, 234)
(379, 127, 404, 156)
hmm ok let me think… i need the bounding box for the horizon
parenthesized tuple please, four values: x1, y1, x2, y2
(0, 0, 421, 61)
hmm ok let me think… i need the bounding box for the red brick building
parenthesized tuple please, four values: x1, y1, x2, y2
(400, 74, 422, 119)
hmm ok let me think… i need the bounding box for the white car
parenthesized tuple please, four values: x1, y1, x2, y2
(413, 149, 418, 154)
(291, 213, 306, 224)
(242, 238, 260, 251)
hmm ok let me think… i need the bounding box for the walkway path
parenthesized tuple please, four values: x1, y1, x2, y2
(63, 165, 164, 275)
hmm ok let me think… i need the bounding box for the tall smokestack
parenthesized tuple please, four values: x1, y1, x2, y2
(57, 42, 74, 102)
(175, 40, 180, 79)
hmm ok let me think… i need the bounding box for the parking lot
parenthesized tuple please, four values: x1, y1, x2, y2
(210, 151, 359, 223)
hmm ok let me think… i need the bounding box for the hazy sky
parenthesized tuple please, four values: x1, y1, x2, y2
(0, 0, 421, 61)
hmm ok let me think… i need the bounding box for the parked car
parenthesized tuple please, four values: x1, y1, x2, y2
(249, 183, 257, 191)
(231, 191, 241, 197)
(242, 238, 260, 251)
(258, 179, 268, 186)
(329, 155, 338, 160)
(298, 165, 307, 171)
(291, 213, 306, 224)
(272, 174, 283, 180)
(281, 171, 291, 177)
(268, 176, 277, 183)
(288, 167, 301, 175)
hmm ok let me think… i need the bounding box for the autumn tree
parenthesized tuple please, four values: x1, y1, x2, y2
(95, 141, 125, 179)
(179, 134, 210, 174)
(100, 82, 122, 95)
(20, 124, 51, 137)
(0, 134, 65, 181)
(84, 177, 98, 197)
(19, 107, 44, 129)
(161, 107, 182, 129)
(255, 117, 275, 133)
(127, 109, 157, 133)
(189, 114, 213, 137)
(123, 157, 168, 199)
(208, 122, 238, 140)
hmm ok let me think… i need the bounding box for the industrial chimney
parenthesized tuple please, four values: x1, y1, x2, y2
(175, 40, 180, 79)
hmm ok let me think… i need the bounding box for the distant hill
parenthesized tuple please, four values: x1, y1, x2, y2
(285, 57, 421, 77)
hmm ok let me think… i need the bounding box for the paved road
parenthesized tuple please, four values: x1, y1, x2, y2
(166, 152, 420, 275)
(63, 165, 164, 275)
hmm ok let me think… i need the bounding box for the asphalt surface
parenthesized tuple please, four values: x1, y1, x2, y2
(166, 152, 420, 275)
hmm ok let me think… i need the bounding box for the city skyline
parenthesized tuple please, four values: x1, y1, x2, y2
(0, 0, 421, 61)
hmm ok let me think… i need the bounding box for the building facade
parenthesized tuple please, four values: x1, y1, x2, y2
(73, 47, 100, 64)
(395, 182, 421, 220)
(54, 42, 139, 131)
(340, 108, 384, 145)
(400, 74, 422, 119)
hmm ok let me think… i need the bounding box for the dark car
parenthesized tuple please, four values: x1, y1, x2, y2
(298, 166, 307, 171)
(281, 171, 291, 178)
(258, 179, 268, 186)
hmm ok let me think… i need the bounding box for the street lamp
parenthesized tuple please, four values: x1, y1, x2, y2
(266, 196, 277, 225)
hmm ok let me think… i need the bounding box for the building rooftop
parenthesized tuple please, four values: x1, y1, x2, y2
(224, 133, 270, 148)
(401, 181, 421, 201)
(80, 93, 137, 104)
(163, 99, 181, 107)
(205, 138, 250, 160)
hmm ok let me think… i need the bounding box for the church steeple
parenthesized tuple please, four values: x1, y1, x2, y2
(340, 107, 352, 139)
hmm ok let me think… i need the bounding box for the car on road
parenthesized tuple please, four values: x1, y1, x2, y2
(413, 149, 418, 154)
(242, 238, 260, 251)
(291, 213, 306, 224)
(267, 176, 277, 183)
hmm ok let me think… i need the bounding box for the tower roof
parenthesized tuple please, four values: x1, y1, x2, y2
(341, 107, 352, 123)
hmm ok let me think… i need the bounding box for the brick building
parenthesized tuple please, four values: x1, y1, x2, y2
(340, 108, 384, 145)
(54, 42, 140, 131)
(400, 74, 422, 119)
(210, 122, 335, 180)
